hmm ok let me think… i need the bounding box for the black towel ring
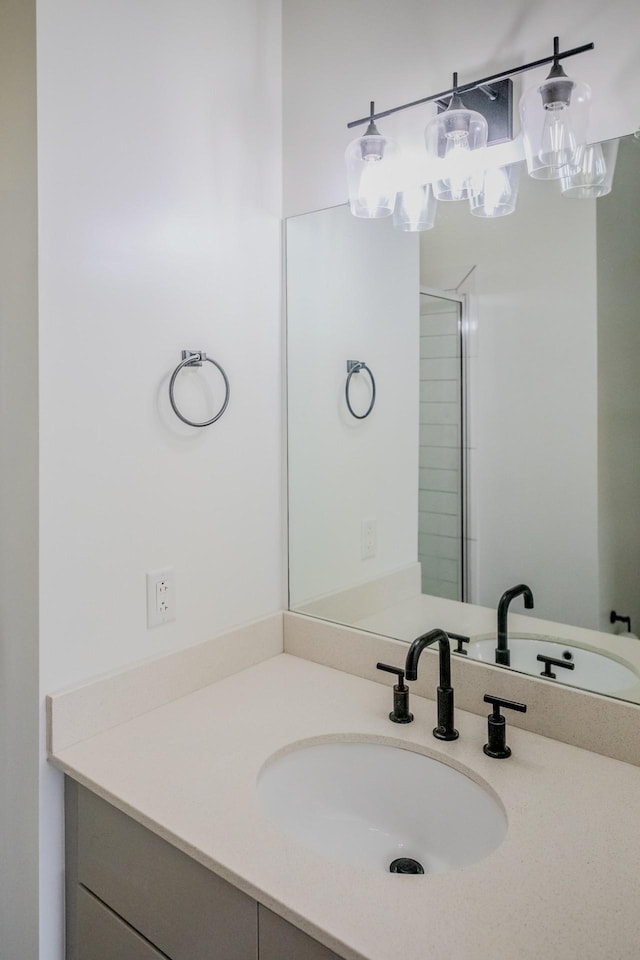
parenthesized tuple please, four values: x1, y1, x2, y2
(169, 350, 230, 427)
(345, 360, 376, 420)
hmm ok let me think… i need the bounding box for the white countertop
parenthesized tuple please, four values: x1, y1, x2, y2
(50, 652, 640, 960)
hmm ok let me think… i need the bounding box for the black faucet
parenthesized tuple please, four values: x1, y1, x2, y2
(404, 628, 459, 741)
(496, 583, 534, 667)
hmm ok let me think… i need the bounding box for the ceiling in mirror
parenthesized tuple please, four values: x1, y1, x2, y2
(286, 133, 640, 705)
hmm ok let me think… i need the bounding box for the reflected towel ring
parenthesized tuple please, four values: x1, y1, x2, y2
(345, 360, 376, 419)
(169, 350, 230, 427)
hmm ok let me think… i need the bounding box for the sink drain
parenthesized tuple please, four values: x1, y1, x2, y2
(389, 857, 425, 874)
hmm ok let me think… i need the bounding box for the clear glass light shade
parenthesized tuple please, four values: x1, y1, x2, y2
(425, 102, 488, 201)
(519, 73, 591, 180)
(560, 138, 619, 199)
(345, 128, 399, 218)
(469, 162, 520, 218)
(393, 184, 437, 231)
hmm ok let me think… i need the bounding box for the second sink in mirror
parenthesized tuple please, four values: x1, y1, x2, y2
(467, 635, 639, 695)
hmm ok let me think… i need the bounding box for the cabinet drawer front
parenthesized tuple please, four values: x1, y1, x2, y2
(259, 906, 344, 960)
(76, 785, 257, 960)
(77, 886, 168, 960)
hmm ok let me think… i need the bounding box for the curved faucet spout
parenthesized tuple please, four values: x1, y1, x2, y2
(496, 583, 534, 667)
(405, 628, 452, 687)
(404, 628, 458, 741)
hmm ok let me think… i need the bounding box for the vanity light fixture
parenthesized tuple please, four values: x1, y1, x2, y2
(560, 137, 619, 199)
(345, 37, 596, 226)
(344, 102, 399, 218)
(393, 183, 437, 231)
(469, 161, 521, 218)
(425, 74, 489, 202)
(519, 37, 591, 180)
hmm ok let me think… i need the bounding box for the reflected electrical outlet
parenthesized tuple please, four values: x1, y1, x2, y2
(361, 519, 377, 560)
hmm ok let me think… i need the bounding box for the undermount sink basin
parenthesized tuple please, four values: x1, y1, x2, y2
(466, 636, 639, 694)
(257, 740, 506, 874)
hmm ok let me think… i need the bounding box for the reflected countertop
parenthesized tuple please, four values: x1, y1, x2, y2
(319, 588, 640, 704)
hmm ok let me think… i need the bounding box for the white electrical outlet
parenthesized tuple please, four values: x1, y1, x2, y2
(146, 568, 176, 628)
(361, 518, 377, 560)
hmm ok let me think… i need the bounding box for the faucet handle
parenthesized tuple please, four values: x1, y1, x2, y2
(483, 695, 527, 759)
(376, 662, 406, 683)
(449, 632, 470, 655)
(376, 662, 414, 724)
(536, 653, 576, 679)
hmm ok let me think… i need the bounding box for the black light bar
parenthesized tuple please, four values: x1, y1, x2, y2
(346, 38, 595, 130)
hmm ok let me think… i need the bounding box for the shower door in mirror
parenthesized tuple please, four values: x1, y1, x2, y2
(418, 292, 467, 603)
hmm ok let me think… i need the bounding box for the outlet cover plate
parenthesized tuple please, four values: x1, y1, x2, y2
(146, 568, 176, 628)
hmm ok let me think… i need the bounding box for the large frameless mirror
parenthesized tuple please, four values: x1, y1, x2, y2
(287, 133, 640, 705)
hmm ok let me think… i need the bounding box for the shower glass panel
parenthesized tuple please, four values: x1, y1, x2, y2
(418, 292, 466, 601)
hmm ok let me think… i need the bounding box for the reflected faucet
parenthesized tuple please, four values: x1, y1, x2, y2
(496, 584, 534, 667)
(404, 628, 459, 741)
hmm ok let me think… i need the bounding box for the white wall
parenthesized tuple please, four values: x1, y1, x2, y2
(0, 2, 39, 956)
(421, 176, 599, 628)
(287, 205, 419, 605)
(34, 2, 283, 956)
(283, 0, 640, 216)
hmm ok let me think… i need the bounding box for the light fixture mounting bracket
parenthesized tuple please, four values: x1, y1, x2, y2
(436, 78, 513, 145)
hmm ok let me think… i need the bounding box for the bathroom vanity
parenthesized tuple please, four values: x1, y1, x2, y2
(66, 781, 339, 960)
(48, 614, 640, 960)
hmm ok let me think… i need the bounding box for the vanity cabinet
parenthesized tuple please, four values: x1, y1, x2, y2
(258, 906, 343, 960)
(76, 886, 167, 960)
(65, 779, 342, 960)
